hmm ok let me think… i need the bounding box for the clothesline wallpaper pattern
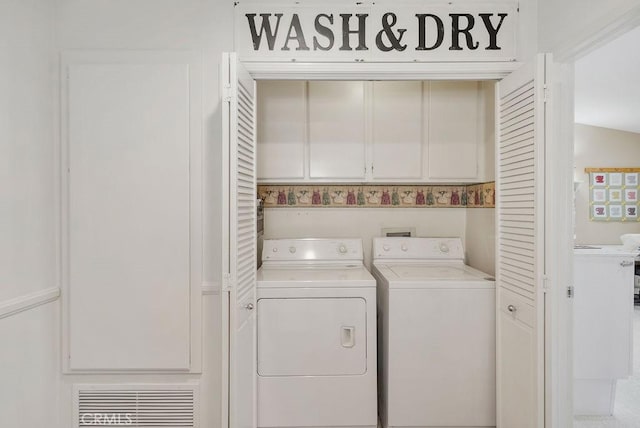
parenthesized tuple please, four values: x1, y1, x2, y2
(258, 183, 495, 208)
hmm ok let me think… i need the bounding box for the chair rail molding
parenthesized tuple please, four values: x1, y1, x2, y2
(0, 287, 61, 319)
(201, 281, 222, 295)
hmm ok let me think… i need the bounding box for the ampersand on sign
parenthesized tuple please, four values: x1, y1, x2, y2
(376, 13, 407, 51)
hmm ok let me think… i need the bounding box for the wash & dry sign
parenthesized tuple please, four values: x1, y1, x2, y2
(234, 2, 517, 62)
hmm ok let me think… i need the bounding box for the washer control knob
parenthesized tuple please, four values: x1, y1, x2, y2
(401, 244, 408, 252)
(383, 245, 390, 252)
(338, 244, 348, 254)
(289, 246, 296, 254)
(439, 243, 450, 253)
(272, 247, 278, 252)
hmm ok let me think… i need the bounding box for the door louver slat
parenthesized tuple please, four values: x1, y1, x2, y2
(498, 80, 538, 303)
(230, 64, 256, 302)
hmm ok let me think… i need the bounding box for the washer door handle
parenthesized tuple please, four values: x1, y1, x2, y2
(341, 326, 355, 348)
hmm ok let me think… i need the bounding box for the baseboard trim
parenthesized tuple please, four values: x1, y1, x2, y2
(0, 287, 61, 320)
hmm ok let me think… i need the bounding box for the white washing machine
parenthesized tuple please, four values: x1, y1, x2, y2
(256, 238, 377, 428)
(372, 237, 496, 428)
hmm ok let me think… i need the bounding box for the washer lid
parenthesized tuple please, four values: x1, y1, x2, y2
(257, 264, 375, 288)
(374, 262, 495, 288)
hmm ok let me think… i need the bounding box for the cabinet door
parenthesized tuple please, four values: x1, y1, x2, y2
(308, 81, 366, 179)
(371, 81, 423, 180)
(256, 81, 306, 179)
(496, 55, 549, 428)
(574, 254, 634, 378)
(428, 81, 480, 179)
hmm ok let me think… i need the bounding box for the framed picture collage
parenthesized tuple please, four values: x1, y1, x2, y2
(587, 168, 640, 222)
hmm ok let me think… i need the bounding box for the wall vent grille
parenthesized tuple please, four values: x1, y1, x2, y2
(74, 384, 198, 428)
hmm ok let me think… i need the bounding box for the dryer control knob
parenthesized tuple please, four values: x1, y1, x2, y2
(272, 247, 278, 252)
(401, 244, 408, 252)
(383, 245, 390, 252)
(338, 244, 348, 254)
(289, 246, 296, 254)
(439, 243, 450, 253)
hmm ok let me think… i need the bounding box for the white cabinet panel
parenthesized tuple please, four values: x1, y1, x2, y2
(257, 81, 306, 179)
(65, 55, 200, 371)
(308, 81, 366, 179)
(428, 81, 480, 179)
(574, 252, 635, 379)
(371, 81, 423, 180)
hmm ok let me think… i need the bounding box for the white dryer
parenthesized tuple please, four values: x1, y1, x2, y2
(256, 238, 377, 428)
(372, 237, 496, 428)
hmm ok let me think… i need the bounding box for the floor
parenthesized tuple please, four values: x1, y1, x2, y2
(574, 304, 640, 428)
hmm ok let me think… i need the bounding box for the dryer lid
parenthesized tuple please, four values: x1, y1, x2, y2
(257, 264, 375, 288)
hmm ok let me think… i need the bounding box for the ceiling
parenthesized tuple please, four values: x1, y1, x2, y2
(574, 25, 640, 135)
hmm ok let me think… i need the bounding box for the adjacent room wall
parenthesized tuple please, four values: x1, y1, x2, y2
(574, 123, 640, 244)
(0, 1, 58, 428)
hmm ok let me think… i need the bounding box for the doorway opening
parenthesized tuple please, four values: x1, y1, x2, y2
(572, 24, 640, 427)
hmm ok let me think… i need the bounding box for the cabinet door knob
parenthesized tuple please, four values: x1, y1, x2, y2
(245, 303, 255, 311)
(507, 304, 517, 313)
(620, 260, 634, 267)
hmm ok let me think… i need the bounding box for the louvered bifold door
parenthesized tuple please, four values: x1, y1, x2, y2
(222, 52, 257, 428)
(496, 54, 549, 428)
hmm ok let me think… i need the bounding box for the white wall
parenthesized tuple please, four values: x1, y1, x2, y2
(538, 0, 640, 56)
(0, 303, 59, 428)
(0, 1, 58, 427)
(574, 123, 640, 244)
(465, 209, 496, 276)
(265, 208, 496, 273)
(264, 209, 467, 268)
(0, 0, 56, 302)
(56, 0, 233, 289)
(55, 1, 234, 426)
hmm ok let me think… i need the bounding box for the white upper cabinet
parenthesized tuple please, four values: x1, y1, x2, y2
(257, 80, 492, 183)
(257, 81, 306, 179)
(371, 81, 424, 180)
(428, 81, 481, 180)
(308, 81, 366, 179)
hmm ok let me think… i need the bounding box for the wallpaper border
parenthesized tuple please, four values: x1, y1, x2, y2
(258, 183, 495, 209)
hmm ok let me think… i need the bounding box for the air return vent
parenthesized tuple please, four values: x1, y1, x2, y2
(74, 384, 198, 428)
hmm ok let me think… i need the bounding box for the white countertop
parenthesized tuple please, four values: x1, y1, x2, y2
(574, 244, 640, 258)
